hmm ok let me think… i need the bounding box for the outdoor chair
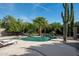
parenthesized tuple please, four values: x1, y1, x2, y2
(0, 40, 17, 48)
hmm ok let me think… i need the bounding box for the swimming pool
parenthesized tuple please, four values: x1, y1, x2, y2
(20, 36, 50, 42)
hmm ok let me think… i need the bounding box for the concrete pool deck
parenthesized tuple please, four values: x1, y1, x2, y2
(0, 36, 79, 56)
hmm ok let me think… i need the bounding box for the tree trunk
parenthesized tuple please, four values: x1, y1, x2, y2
(39, 26, 42, 36)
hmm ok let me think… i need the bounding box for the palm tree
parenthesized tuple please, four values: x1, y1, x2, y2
(27, 23, 35, 33)
(33, 16, 48, 36)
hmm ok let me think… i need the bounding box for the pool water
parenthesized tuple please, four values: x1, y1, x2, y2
(21, 36, 50, 42)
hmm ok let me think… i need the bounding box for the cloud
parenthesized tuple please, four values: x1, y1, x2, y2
(32, 3, 51, 12)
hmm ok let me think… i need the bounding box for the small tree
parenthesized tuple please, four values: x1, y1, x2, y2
(50, 22, 62, 35)
(2, 15, 25, 33)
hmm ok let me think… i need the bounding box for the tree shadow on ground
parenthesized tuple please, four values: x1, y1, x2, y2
(65, 43, 79, 50)
(11, 43, 79, 56)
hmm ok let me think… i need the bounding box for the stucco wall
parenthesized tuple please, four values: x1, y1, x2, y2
(0, 28, 5, 36)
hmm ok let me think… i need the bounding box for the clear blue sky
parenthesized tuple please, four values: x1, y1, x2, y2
(0, 3, 79, 24)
